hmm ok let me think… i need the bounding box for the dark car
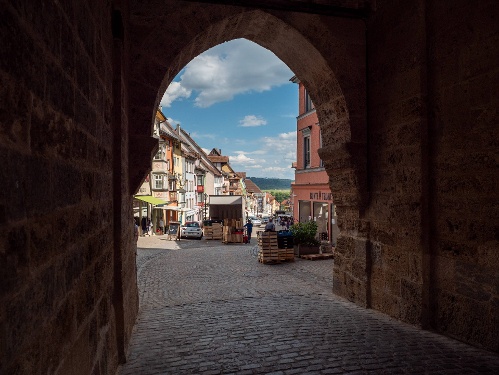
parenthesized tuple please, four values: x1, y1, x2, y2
(180, 221, 203, 239)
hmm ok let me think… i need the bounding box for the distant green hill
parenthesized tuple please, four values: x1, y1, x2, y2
(247, 177, 293, 190)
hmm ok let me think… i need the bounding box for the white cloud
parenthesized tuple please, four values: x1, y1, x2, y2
(190, 131, 216, 140)
(239, 115, 267, 127)
(234, 149, 266, 155)
(261, 131, 296, 159)
(230, 153, 256, 163)
(163, 39, 293, 108)
(161, 82, 191, 108)
(227, 131, 297, 179)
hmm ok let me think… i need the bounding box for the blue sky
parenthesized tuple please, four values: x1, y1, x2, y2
(160, 39, 298, 180)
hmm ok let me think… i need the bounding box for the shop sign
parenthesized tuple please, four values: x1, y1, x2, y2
(309, 191, 333, 201)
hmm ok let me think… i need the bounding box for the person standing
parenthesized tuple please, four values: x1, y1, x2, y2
(133, 219, 139, 243)
(264, 218, 275, 232)
(141, 217, 147, 236)
(244, 219, 254, 244)
(147, 218, 152, 236)
(159, 218, 164, 234)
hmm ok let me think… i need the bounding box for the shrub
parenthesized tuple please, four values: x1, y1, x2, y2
(290, 220, 320, 246)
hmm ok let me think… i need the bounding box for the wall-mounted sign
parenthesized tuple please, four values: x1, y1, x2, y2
(309, 191, 333, 201)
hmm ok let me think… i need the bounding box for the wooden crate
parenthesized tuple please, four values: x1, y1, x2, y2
(300, 253, 334, 260)
(205, 223, 223, 240)
(257, 231, 294, 263)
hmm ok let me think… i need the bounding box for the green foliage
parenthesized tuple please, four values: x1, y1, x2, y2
(265, 190, 290, 203)
(248, 177, 292, 190)
(290, 220, 320, 246)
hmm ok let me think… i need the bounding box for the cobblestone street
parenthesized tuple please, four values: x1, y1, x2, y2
(118, 235, 499, 374)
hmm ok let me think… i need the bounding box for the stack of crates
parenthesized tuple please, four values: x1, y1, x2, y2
(211, 223, 223, 240)
(222, 219, 244, 243)
(257, 231, 279, 263)
(277, 230, 295, 262)
(204, 222, 223, 240)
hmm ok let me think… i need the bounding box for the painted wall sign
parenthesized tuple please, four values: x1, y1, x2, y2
(309, 191, 333, 201)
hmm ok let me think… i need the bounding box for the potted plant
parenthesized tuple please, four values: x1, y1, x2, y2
(290, 220, 320, 256)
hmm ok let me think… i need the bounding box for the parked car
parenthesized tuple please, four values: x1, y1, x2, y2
(180, 221, 203, 239)
(262, 217, 270, 224)
(249, 217, 262, 226)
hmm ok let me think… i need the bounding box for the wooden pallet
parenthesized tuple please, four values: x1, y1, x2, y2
(299, 253, 334, 260)
(258, 249, 294, 264)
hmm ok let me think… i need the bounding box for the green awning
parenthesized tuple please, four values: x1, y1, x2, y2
(134, 195, 169, 205)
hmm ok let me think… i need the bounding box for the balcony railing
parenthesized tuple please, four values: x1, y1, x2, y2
(196, 185, 204, 193)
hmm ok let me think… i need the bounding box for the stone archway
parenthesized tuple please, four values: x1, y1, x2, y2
(2, 1, 497, 373)
(126, 2, 368, 307)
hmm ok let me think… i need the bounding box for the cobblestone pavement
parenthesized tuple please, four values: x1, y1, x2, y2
(118, 235, 499, 374)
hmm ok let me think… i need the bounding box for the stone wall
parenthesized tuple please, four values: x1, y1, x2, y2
(367, 0, 427, 325)
(0, 1, 138, 374)
(427, 0, 499, 351)
(366, 0, 499, 350)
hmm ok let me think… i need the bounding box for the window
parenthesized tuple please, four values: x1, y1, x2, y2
(303, 135, 311, 169)
(153, 174, 164, 189)
(169, 180, 175, 191)
(304, 89, 314, 112)
(197, 175, 204, 185)
(154, 144, 166, 160)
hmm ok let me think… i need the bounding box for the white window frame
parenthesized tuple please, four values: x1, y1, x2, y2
(153, 174, 164, 189)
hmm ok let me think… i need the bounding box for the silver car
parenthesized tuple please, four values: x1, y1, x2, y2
(180, 222, 203, 239)
(249, 217, 262, 226)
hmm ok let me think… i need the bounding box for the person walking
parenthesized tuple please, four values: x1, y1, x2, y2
(244, 219, 253, 244)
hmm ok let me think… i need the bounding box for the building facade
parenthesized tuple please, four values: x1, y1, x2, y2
(291, 76, 338, 244)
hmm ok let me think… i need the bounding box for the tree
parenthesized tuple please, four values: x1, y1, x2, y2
(268, 190, 290, 204)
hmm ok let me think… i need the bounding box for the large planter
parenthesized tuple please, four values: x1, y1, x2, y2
(294, 244, 321, 256)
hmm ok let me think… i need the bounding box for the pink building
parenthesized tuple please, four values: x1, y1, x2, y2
(290, 76, 338, 244)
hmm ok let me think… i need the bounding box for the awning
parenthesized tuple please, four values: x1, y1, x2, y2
(134, 195, 169, 205)
(209, 195, 243, 205)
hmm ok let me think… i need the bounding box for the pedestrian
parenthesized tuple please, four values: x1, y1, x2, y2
(133, 218, 139, 243)
(141, 217, 147, 236)
(159, 218, 164, 234)
(147, 218, 153, 236)
(244, 219, 253, 244)
(264, 218, 275, 232)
